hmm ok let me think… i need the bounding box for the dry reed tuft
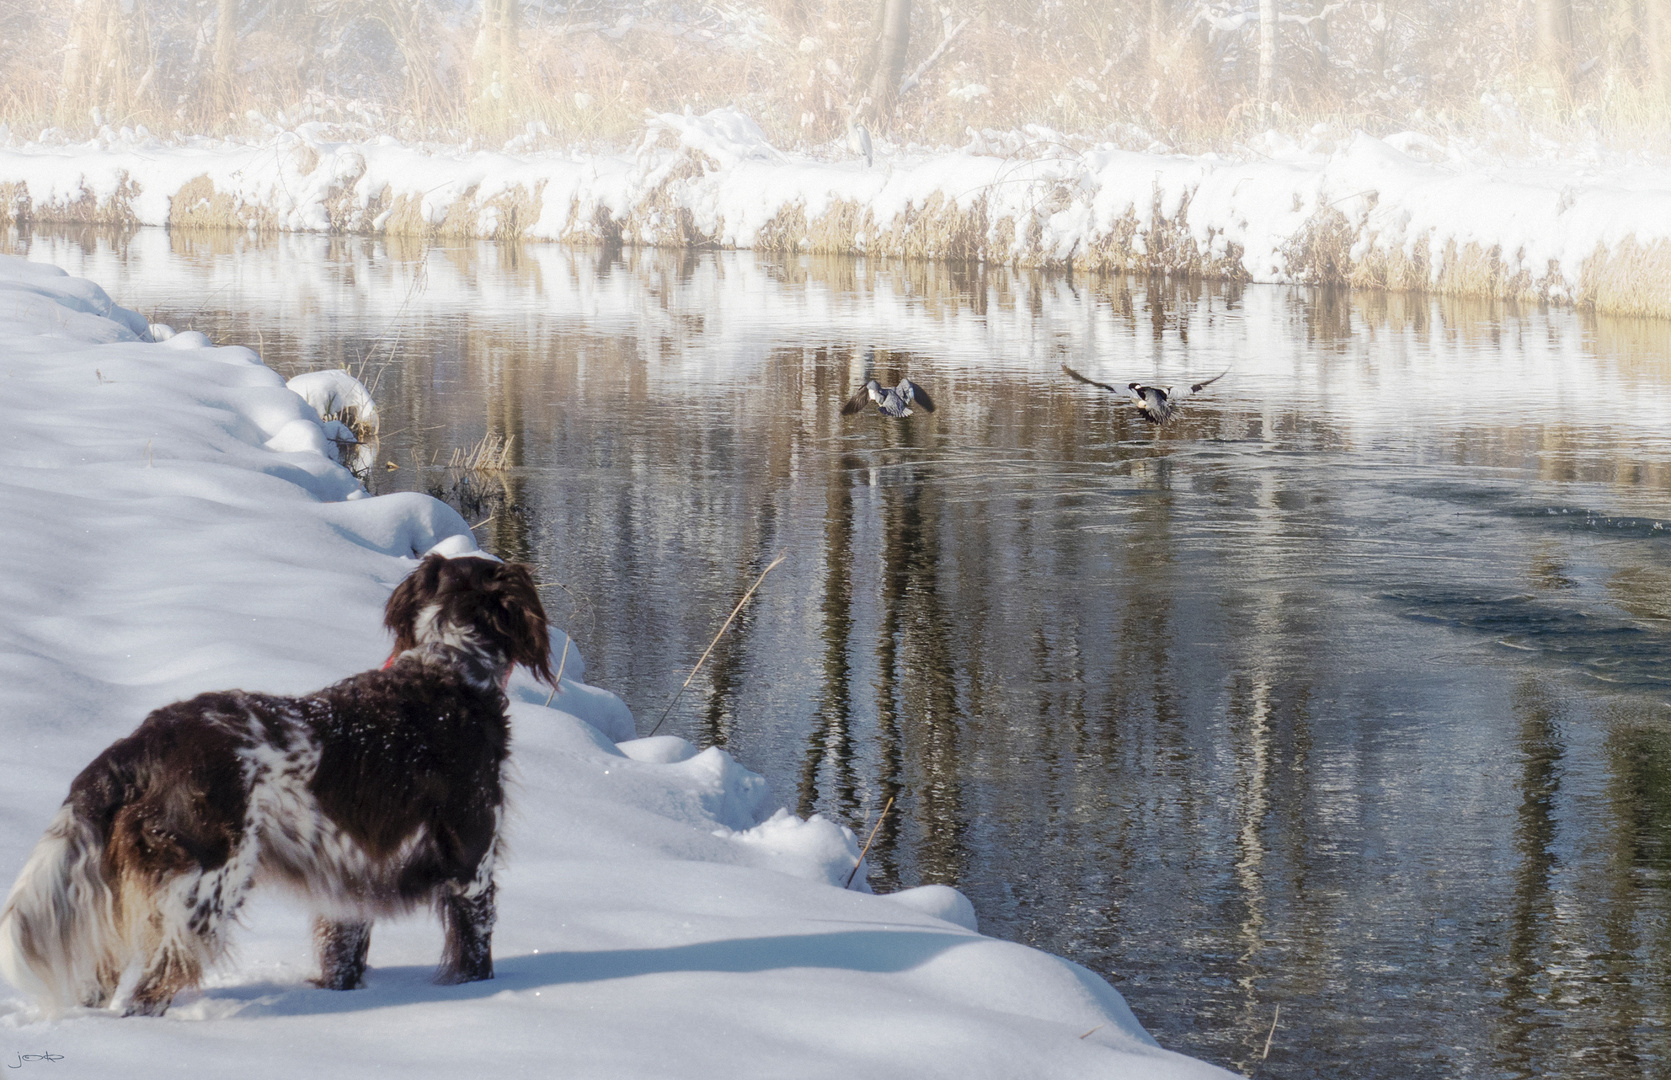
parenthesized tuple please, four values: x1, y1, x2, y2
(376, 191, 429, 238)
(1, 173, 143, 230)
(0, 181, 29, 228)
(864, 192, 989, 263)
(427, 184, 549, 243)
(1579, 237, 1671, 318)
(755, 201, 810, 255)
(1346, 232, 1435, 294)
(320, 399, 378, 448)
(168, 174, 275, 233)
(1280, 206, 1358, 286)
(805, 200, 870, 255)
(447, 432, 516, 474)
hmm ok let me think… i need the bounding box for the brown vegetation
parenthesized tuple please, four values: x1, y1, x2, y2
(0, 1, 1668, 155)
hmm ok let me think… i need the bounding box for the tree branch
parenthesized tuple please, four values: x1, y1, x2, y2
(898, 16, 969, 97)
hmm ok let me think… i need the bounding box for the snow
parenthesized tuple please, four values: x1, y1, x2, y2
(2, 110, 1668, 309)
(286, 368, 380, 435)
(0, 253, 1231, 1078)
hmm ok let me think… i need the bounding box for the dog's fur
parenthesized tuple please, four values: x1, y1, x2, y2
(0, 554, 552, 1016)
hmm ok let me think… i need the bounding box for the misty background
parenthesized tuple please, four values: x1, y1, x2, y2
(4, 0, 1670, 152)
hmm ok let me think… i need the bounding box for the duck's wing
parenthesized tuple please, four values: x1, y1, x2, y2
(902, 379, 935, 413)
(840, 384, 874, 415)
(1184, 370, 1229, 396)
(1062, 365, 1124, 395)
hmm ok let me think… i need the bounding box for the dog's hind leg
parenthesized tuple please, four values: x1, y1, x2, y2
(120, 864, 248, 1016)
(436, 879, 495, 984)
(312, 918, 372, 990)
(108, 800, 251, 1017)
(124, 934, 203, 1017)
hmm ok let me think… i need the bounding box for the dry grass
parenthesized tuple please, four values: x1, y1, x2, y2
(756, 192, 988, 263)
(168, 174, 276, 233)
(321, 398, 379, 447)
(447, 432, 516, 475)
(3, 0, 1668, 158)
(0, 173, 142, 230)
(0, 182, 28, 228)
(1579, 236, 1671, 317)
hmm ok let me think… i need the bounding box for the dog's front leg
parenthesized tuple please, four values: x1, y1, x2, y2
(312, 917, 372, 990)
(436, 879, 495, 984)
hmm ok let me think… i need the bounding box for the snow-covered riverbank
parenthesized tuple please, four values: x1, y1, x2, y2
(0, 253, 1230, 1077)
(2, 111, 1669, 318)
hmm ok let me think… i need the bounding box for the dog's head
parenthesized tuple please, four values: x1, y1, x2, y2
(384, 554, 555, 685)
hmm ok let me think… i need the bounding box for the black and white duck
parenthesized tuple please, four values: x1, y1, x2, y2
(1062, 365, 1226, 425)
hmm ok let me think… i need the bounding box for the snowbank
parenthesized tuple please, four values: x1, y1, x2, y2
(0, 253, 1230, 1077)
(2, 112, 1669, 317)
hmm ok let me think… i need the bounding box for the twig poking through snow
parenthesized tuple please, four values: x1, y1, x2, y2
(844, 795, 894, 889)
(647, 552, 786, 738)
(542, 637, 572, 708)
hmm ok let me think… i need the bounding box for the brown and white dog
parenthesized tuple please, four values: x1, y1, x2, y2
(0, 554, 553, 1016)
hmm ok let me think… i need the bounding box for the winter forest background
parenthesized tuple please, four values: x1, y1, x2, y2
(6, 0, 1671, 153)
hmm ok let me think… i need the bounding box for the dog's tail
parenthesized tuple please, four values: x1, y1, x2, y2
(0, 803, 122, 1014)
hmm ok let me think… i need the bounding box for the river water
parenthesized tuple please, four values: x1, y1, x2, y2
(9, 226, 1671, 1079)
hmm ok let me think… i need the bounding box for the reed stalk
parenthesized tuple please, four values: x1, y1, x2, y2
(844, 796, 894, 889)
(646, 553, 785, 738)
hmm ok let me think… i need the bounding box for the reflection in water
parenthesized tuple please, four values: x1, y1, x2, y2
(8, 225, 1671, 1079)
(1501, 679, 1565, 1070)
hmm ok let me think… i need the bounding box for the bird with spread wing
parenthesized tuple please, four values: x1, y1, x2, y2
(841, 377, 936, 418)
(1061, 365, 1226, 425)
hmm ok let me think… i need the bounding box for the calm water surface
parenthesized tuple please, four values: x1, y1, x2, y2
(10, 227, 1671, 1079)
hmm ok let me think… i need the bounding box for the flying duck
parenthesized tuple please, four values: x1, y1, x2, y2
(842, 378, 935, 417)
(1062, 364, 1226, 425)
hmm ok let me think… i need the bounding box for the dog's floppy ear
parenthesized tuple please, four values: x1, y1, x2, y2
(490, 562, 555, 686)
(385, 553, 448, 653)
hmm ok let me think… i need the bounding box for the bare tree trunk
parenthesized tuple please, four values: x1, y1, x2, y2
(1369, 2, 1392, 75)
(212, 0, 239, 122)
(60, 0, 111, 125)
(473, 0, 520, 92)
(1308, 0, 1334, 94)
(1536, 0, 1574, 95)
(1148, 0, 1166, 71)
(1648, 0, 1671, 96)
(470, 0, 520, 134)
(1257, 0, 1277, 109)
(865, 0, 912, 125)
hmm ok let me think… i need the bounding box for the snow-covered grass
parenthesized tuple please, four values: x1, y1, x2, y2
(0, 252, 1231, 1077)
(3, 109, 1670, 317)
